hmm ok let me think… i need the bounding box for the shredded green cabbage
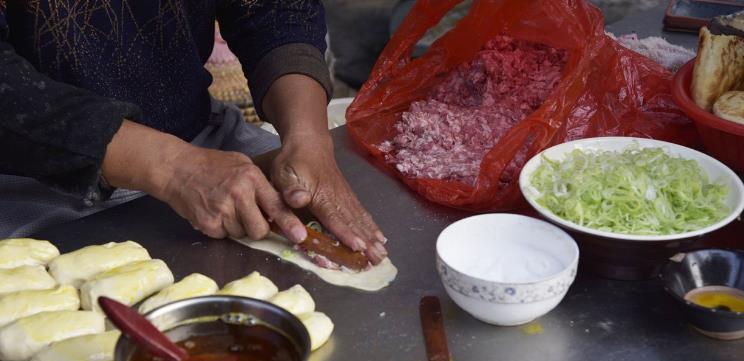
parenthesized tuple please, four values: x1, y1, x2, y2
(530, 146, 729, 235)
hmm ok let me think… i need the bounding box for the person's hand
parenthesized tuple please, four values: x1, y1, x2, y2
(271, 140, 388, 264)
(159, 145, 308, 242)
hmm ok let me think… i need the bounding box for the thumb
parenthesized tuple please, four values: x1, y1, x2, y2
(273, 165, 312, 209)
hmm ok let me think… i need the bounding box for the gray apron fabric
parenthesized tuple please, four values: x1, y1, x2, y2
(0, 100, 280, 238)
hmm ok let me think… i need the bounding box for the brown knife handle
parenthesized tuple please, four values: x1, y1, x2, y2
(269, 222, 368, 271)
(420, 296, 452, 361)
(300, 227, 369, 271)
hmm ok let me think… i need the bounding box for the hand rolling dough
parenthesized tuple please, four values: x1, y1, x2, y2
(48, 241, 151, 288)
(0, 265, 56, 296)
(80, 259, 174, 314)
(31, 330, 120, 361)
(138, 273, 218, 314)
(0, 310, 105, 361)
(216, 271, 278, 300)
(0, 238, 59, 269)
(236, 234, 397, 291)
(298, 312, 334, 351)
(0, 285, 79, 328)
(269, 285, 315, 316)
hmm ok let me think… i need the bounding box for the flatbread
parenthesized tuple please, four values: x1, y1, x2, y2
(691, 27, 744, 110)
(235, 234, 397, 292)
(713, 90, 744, 125)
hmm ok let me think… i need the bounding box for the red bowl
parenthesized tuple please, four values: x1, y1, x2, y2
(672, 59, 744, 174)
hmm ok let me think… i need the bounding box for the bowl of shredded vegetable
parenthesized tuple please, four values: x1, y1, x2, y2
(519, 137, 744, 280)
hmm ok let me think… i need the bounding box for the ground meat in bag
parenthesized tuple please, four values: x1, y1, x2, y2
(378, 36, 567, 185)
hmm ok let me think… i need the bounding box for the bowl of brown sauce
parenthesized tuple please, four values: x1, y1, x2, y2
(661, 249, 744, 340)
(115, 295, 311, 361)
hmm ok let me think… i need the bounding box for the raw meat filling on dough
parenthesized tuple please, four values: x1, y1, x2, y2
(379, 35, 567, 185)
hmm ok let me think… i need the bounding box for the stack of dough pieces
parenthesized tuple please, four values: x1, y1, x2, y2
(0, 239, 335, 359)
(0, 239, 177, 361)
(217, 271, 334, 351)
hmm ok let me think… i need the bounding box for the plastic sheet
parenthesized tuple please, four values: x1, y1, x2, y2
(347, 0, 700, 211)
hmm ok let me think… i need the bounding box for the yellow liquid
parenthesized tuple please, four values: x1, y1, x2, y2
(684, 286, 744, 312)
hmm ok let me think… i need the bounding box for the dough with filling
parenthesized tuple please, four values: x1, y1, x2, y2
(139, 273, 218, 314)
(216, 271, 278, 300)
(0, 239, 59, 269)
(298, 312, 334, 351)
(48, 241, 151, 288)
(0, 285, 79, 328)
(0, 265, 56, 296)
(269, 285, 315, 316)
(236, 235, 397, 292)
(0, 310, 105, 361)
(80, 259, 174, 314)
(31, 330, 120, 361)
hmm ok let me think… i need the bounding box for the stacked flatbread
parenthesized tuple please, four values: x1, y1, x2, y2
(0, 239, 333, 361)
(691, 25, 744, 125)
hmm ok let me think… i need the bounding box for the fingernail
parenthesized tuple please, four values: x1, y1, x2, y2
(374, 242, 388, 258)
(289, 190, 310, 205)
(374, 231, 387, 244)
(366, 248, 383, 265)
(289, 225, 307, 243)
(351, 237, 367, 251)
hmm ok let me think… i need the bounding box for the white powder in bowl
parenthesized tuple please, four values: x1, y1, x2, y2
(465, 243, 564, 283)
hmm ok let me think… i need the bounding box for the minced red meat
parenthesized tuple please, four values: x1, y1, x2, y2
(378, 36, 567, 185)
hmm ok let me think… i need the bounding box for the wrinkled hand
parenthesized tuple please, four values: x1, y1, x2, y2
(271, 141, 388, 264)
(161, 146, 308, 243)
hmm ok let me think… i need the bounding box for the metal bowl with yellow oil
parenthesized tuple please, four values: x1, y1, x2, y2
(661, 249, 744, 340)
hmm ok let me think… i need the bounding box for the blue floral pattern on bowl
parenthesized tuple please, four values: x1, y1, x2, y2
(437, 255, 578, 304)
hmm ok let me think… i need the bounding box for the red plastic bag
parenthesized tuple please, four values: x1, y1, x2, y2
(346, 0, 700, 212)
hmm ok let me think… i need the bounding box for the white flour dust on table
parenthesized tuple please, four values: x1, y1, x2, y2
(466, 243, 564, 283)
(378, 35, 567, 185)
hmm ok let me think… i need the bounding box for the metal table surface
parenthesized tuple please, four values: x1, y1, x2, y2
(35, 7, 742, 361)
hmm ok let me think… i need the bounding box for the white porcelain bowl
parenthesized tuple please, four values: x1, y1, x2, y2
(519, 137, 744, 241)
(326, 97, 354, 129)
(436, 214, 579, 326)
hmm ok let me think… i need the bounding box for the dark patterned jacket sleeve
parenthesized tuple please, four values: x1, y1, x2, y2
(216, 0, 332, 121)
(0, 5, 142, 204)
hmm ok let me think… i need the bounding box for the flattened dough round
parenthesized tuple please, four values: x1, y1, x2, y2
(236, 235, 397, 292)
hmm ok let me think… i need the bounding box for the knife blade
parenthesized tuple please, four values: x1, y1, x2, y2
(419, 296, 452, 361)
(269, 222, 369, 271)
